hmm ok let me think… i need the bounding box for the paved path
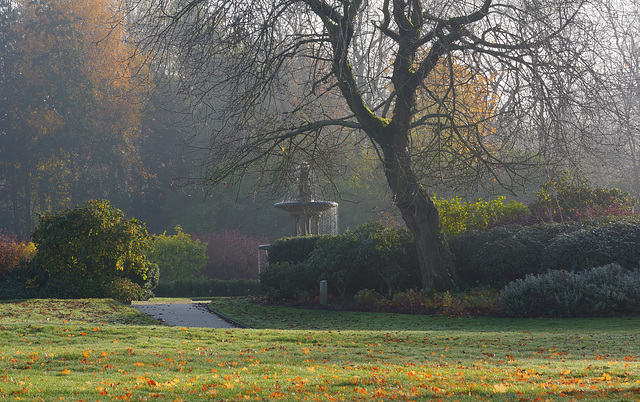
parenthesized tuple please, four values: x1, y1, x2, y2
(132, 300, 236, 329)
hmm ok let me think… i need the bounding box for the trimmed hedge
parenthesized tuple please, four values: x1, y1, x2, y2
(499, 264, 640, 317)
(154, 279, 261, 298)
(259, 261, 317, 300)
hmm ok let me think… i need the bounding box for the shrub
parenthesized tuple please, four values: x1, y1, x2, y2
(541, 217, 640, 272)
(450, 222, 578, 287)
(260, 223, 419, 300)
(196, 230, 268, 280)
(434, 195, 530, 236)
(529, 172, 637, 222)
(448, 218, 640, 288)
(148, 226, 207, 281)
(353, 289, 390, 311)
(30, 199, 154, 298)
(499, 264, 640, 318)
(0, 231, 35, 280)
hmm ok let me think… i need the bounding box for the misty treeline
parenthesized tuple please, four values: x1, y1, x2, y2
(2, 0, 640, 251)
(0, 0, 398, 238)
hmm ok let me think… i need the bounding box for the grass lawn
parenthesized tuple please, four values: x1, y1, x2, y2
(0, 298, 639, 400)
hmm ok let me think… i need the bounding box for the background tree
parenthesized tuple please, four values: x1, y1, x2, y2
(124, 0, 612, 290)
(0, 0, 147, 235)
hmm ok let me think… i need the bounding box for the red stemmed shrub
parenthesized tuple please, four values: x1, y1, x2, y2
(0, 231, 35, 280)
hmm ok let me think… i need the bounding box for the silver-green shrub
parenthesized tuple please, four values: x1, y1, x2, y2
(499, 264, 640, 317)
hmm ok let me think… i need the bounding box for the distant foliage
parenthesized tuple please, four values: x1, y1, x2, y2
(30, 200, 154, 299)
(0, 231, 35, 280)
(196, 230, 268, 280)
(147, 226, 207, 281)
(434, 195, 530, 236)
(499, 264, 640, 318)
(529, 172, 637, 222)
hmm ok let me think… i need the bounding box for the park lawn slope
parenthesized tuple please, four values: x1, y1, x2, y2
(0, 298, 638, 400)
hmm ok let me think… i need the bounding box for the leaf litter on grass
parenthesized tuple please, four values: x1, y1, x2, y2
(0, 298, 639, 400)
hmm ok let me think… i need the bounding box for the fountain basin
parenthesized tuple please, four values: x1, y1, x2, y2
(273, 200, 338, 215)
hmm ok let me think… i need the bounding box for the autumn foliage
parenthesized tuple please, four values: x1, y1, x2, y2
(0, 231, 35, 280)
(1, 0, 148, 235)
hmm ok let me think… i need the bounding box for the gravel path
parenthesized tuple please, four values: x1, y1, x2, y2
(132, 301, 236, 329)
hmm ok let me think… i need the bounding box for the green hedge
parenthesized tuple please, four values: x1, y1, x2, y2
(541, 218, 640, 272)
(154, 279, 261, 298)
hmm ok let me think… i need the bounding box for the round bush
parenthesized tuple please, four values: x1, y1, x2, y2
(30, 199, 154, 299)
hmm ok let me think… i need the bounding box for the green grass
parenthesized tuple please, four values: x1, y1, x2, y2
(1, 298, 639, 400)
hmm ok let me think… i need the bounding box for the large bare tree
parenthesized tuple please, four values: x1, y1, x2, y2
(123, 0, 609, 290)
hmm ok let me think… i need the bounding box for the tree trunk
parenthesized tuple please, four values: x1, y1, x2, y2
(24, 168, 32, 234)
(381, 143, 460, 291)
(9, 149, 21, 235)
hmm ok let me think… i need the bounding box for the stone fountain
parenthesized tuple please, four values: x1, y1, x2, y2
(274, 162, 338, 236)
